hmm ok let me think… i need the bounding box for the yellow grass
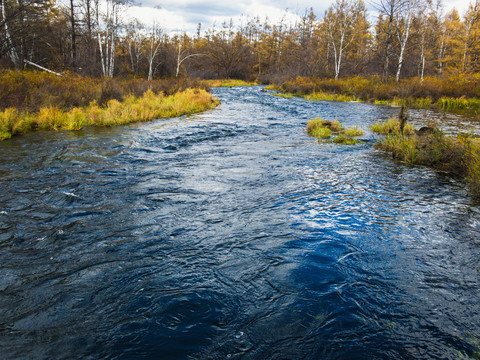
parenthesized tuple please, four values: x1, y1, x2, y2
(0, 89, 220, 140)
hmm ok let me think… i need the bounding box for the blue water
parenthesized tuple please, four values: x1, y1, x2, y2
(0, 86, 479, 359)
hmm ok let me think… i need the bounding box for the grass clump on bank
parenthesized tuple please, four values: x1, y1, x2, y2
(371, 117, 415, 135)
(307, 117, 363, 145)
(0, 89, 220, 140)
(270, 75, 480, 116)
(372, 118, 480, 197)
(202, 79, 258, 87)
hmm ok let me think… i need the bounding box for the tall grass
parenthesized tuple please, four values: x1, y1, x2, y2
(371, 117, 415, 135)
(202, 79, 258, 87)
(0, 89, 220, 140)
(374, 119, 480, 197)
(271, 75, 480, 115)
(0, 70, 209, 113)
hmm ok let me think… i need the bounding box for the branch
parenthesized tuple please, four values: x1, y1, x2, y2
(24, 60, 64, 77)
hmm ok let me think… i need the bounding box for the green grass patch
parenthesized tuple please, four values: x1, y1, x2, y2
(272, 92, 294, 99)
(311, 126, 332, 139)
(344, 127, 363, 137)
(374, 118, 480, 197)
(304, 92, 358, 102)
(0, 89, 220, 140)
(307, 116, 363, 145)
(332, 134, 360, 145)
(371, 117, 415, 135)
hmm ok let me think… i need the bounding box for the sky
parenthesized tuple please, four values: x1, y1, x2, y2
(126, 0, 472, 34)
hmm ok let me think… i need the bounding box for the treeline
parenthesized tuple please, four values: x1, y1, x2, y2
(1, 0, 480, 81)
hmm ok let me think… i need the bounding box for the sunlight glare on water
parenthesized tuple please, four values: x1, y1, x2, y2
(0, 86, 479, 359)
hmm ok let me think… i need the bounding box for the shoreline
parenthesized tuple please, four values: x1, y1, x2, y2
(0, 89, 220, 141)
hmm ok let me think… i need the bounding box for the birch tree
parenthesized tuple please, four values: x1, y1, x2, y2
(394, 0, 416, 81)
(323, 0, 369, 80)
(96, 0, 128, 77)
(374, 0, 407, 79)
(145, 22, 162, 80)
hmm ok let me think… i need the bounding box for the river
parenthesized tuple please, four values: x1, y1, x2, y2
(0, 86, 479, 359)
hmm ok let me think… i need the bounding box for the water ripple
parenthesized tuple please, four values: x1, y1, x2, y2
(0, 86, 479, 359)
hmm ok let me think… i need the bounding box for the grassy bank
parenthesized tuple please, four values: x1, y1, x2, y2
(0, 70, 220, 140)
(307, 117, 363, 145)
(269, 76, 480, 116)
(0, 70, 210, 113)
(202, 79, 258, 87)
(372, 118, 480, 196)
(0, 89, 220, 140)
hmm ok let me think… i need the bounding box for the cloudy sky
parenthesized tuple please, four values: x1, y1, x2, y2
(126, 0, 472, 34)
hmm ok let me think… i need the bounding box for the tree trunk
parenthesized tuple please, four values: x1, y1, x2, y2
(1, 0, 20, 67)
(70, 0, 77, 70)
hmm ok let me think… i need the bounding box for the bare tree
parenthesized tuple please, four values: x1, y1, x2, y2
(145, 22, 162, 80)
(323, 0, 368, 80)
(395, 0, 417, 81)
(96, 0, 128, 77)
(374, 0, 407, 79)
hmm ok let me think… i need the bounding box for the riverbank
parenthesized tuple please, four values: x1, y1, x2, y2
(0, 71, 220, 140)
(268, 76, 480, 117)
(202, 79, 258, 87)
(0, 89, 219, 140)
(372, 118, 480, 197)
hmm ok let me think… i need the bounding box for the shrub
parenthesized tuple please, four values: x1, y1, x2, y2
(0, 70, 210, 113)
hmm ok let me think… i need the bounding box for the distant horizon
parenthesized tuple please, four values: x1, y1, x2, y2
(126, 0, 472, 34)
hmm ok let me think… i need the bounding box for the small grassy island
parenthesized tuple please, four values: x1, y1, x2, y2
(372, 117, 480, 197)
(307, 117, 364, 145)
(0, 71, 220, 140)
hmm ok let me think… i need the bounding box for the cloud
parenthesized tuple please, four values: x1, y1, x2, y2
(126, 0, 472, 34)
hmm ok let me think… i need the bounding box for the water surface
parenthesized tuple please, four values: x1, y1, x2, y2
(1, 87, 479, 359)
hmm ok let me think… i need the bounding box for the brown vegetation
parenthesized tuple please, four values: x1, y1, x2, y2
(0, 70, 209, 113)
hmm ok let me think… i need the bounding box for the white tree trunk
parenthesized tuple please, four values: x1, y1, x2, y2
(396, 0, 415, 82)
(1, 0, 20, 67)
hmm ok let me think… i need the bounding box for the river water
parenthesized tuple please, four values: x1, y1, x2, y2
(0, 86, 479, 359)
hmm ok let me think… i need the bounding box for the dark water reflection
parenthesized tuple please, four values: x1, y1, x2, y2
(0, 87, 479, 359)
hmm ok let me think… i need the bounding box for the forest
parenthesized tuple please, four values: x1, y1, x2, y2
(1, 0, 480, 82)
